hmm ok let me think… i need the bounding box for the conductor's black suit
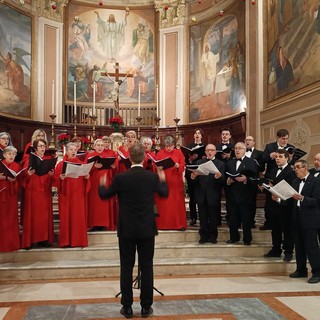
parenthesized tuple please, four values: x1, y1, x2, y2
(99, 166, 168, 310)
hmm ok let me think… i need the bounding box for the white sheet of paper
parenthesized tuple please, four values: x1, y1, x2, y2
(65, 162, 94, 178)
(263, 179, 297, 200)
(188, 161, 220, 176)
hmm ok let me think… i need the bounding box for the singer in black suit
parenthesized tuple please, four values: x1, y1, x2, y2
(184, 128, 205, 226)
(99, 144, 168, 318)
(263, 149, 296, 262)
(260, 129, 295, 230)
(225, 142, 259, 245)
(309, 152, 320, 178)
(244, 136, 264, 227)
(191, 144, 225, 244)
(289, 160, 320, 284)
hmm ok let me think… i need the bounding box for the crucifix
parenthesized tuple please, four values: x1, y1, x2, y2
(101, 62, 133, 117)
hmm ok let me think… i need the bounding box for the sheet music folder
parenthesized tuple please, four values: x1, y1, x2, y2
(87, 155, 116, 170)
(0, 161, 26, 178)
(180, 145, 205, 159)
(147, 153, 175, 170)
(28, 153, 58, 176)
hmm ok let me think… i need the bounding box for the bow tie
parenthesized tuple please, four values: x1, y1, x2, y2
(237, 158, 242, 162)
(300, 178, 305, 183)
(277, 167, 283, 170)
(246, 148, 252, 152)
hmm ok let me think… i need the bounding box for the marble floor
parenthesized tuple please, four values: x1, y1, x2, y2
(1, 274, 320, 319)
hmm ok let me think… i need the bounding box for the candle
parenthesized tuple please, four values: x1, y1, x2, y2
(156, 84, 159, 117)
(51, 80, 55, 115)
(176, 84, 178, 118)
(93, 81, 96, 115)
(74, 81, 77, 116)
(138, 83, 141, 116)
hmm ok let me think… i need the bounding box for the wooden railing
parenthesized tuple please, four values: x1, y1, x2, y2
(64, 105, 157, 126)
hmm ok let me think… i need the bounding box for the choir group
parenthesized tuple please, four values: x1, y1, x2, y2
(1, 127, 320, 283)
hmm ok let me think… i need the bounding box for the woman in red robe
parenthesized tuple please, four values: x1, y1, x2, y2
(53, 142, 90, 247)
(141, 136, 155, 171)
(0, 146, 22, 252)
(155, 135, 187, 230)
(85, 138, 118, 231)
(117, 130, 137, 173)
(0, 132, 13, 160)
(21, 129, 48, 166)
(21, 139, 55, 249)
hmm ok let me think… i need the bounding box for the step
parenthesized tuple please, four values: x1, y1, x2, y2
(87, 228, 272, 246)
(0, 257, 296, 281)
(0, 240, 272, 264)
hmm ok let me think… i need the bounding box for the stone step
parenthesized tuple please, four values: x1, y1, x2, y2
(0, 240, 272, 264)
(87, 228, 272, 246)
(0, 256, 295, 281)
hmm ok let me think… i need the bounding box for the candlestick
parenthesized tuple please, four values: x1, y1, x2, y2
(136, 116, 142, 140)
(51, 80, 55, 115)
(173, 117, 180, 149)
(73, 114, 78, 138)
(90, 115, 98, 142)
(154, 116, 161, 151)
(138, 83, 141, 117)
(74, 81, 77, 116)
(93, 81, 96, 115)
(49, 113, 57, 149)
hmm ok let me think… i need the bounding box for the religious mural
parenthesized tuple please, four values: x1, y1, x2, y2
(189, 1, 245, 123)
(267, 0, 320, 103)
(66, 4, 155, 112)
(0, 3, 31, 118)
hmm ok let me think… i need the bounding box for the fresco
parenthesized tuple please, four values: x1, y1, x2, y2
(66, 4, 155, 109)
(267, 0, 320, 102)
(0, 3, 31, 118)
(189, 1, 245, 122)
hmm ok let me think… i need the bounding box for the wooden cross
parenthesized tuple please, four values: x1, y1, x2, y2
(101, 62, 133, 116)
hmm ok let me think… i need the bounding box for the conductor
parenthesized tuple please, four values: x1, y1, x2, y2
(98, 143, 168, 318)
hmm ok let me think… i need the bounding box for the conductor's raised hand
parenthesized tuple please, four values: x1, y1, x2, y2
(157, 167, 166, 182)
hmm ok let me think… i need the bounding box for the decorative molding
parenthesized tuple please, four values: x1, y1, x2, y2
(155, 0, 186, 28)
(36, 0, 68, 22)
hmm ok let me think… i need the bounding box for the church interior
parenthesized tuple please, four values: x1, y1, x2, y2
(1, 0, 320, 319)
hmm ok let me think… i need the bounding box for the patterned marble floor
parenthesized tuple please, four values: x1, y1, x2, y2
(1, 275, 320, 319)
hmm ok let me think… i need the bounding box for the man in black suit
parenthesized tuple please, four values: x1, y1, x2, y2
(289, 160, 320, 284)
(309, 153, 320, 241)
(184, 128, 205, 226)
(263, 149, 296, 262)
(99, 144, 168, 318)
(244, 135, 264, 228)
(216, 128, 234, 226)
(309, 153, 320, 178)
(260, 129, 295, 230)
(225, 142, 259, 245)
(191, 144, 225, 244)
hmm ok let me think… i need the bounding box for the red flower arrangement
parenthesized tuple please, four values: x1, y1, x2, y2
(57, 133, 71, 148)
(81, 136, 91, 150)
(108, 117, 124, 132)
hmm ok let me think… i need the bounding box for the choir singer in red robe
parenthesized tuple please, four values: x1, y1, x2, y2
(21, 139, 55, 249)
(53, 142, 90, 248)
(0, 146, 22, 252)
(155, 135, 187, 230)
(85, 138, 118, 231)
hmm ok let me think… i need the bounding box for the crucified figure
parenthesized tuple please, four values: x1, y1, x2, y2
(101, 61, 133, 116)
